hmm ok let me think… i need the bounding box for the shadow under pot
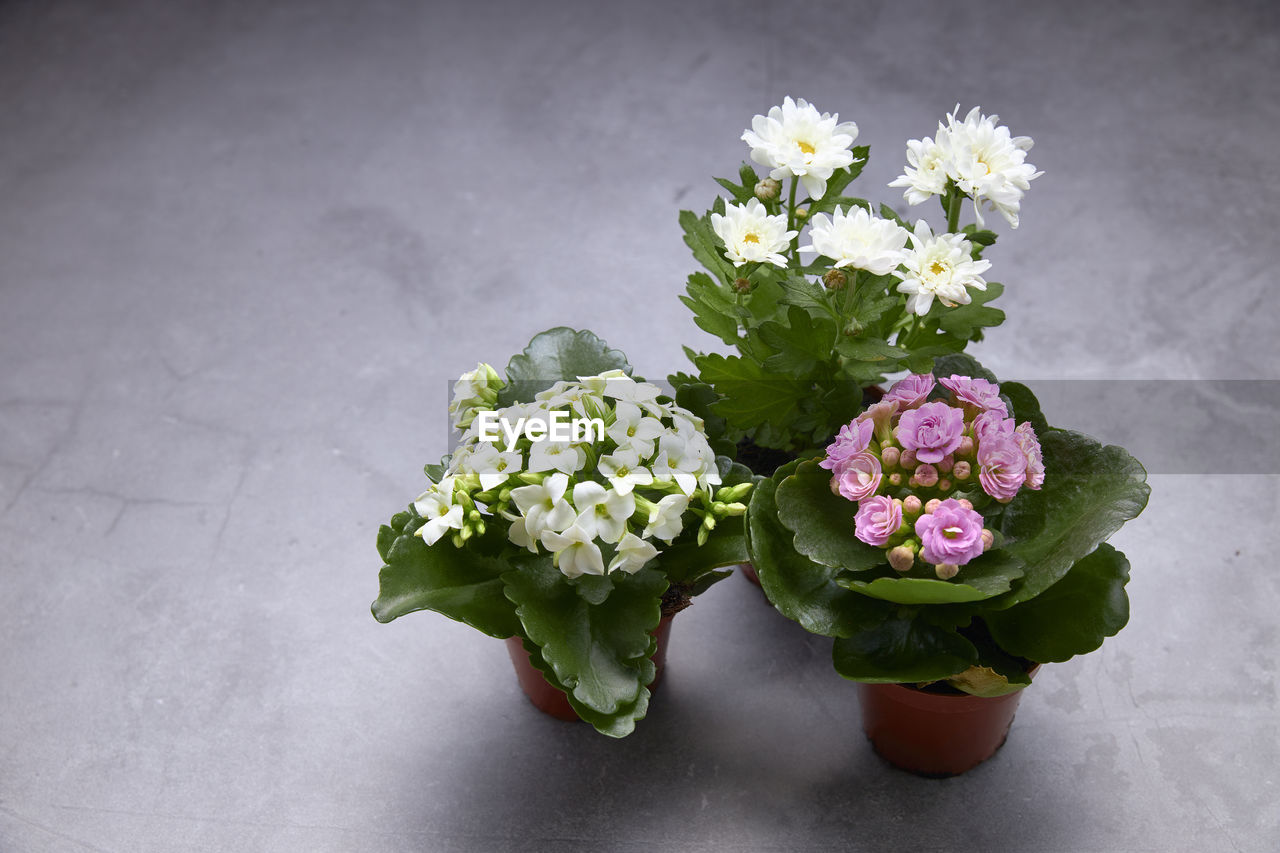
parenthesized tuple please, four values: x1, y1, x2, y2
(504, 614, 676, 721)
(857, 666, 1041, 777)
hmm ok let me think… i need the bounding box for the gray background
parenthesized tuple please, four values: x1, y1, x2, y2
(2, 0, 1277, 850)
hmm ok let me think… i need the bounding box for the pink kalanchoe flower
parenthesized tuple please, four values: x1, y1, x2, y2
(915, 498, 986, 567)
(977, 435, 1028, 501)
(855, 495, 902, 546)
(832, 451, 882, 501)
(895, 401, 965, 464)
(1014, 422, 1045, 489)
(939, 375, 1008, 416)
(856, 399, 900, 443)
(882, 373, 936, 410)
(972, 409, 1015, 446)
(820, 418, 874, 471)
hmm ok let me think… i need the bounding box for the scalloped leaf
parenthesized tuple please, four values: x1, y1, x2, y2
(515, 634, 653, 737)
(995, 430, 1148, 607)
(501, 560, 667, 737)
(831, 608, 977, 683)
(497, 327, 632, 407)
(985, 543, 1131, 662)
(840, 557, 1023, 606)
(774, 459, 887, 572)
(746, 462, 887, 638)
(371, 509, 521, 638)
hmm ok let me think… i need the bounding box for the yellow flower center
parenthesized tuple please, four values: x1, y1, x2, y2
(929, 260, 948, 277)
(943, 525, 963, 539)
(742, 232, 760, 244)
(798, 140, 816, 155)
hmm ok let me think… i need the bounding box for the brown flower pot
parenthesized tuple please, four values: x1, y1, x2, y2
(504, 614, 675, 722)
(857, 667, 1039, 777)
(738, 561, 762, 587)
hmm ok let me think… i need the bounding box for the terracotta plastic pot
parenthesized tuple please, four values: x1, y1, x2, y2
(857, 667, 1039, 777)
(504, 614, 675, 721)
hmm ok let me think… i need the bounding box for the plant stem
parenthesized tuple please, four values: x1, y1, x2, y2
(946, 188, 964, 234)
(787, 176, 800, 264)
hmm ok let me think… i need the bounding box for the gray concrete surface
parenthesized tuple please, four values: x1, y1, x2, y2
(2, 1, 1277, 850)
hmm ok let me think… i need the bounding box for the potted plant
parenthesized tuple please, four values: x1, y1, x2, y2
(671, 98, 1041, 473)
(371, 328, 754, 737)
(745, 355, 1149, 775)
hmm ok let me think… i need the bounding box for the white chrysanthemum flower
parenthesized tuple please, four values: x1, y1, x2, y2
(942, 105, 1041, 228)
(710, 198, 796, 268)
(894, 220, 992, 316)
(742, 96, 860, 200)
(800, 206, 910, 275)
(571, 481, 635, 545)
(609, 532, 659, 575)
(598, 446, 655, 496)
(888, 134, 949, 206)
(643, 493, 691, 544)
(540, 523, 605, 578)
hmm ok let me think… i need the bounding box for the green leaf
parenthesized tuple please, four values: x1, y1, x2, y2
(746, 462, 886, 638)
(1001, 380, 1049, 435)
(930, 352, 999, 384)
(937, 282, 1005, 339)
(831, 608, 977, 683)
(834, 335, 907, 362)
(839, 551, 1024, 604)
(821, 148, 869, 198)
(776, 274, 832, 313)
(996, 430, 1149, 607)
(985, 544, 1131, 662)
(371, 509, 521, 638)
(497, 327, 632, 407)
(773, 459, 887, 572)
(696, 352, 807, 430)
(502, 560, 667, 737)
(758, 306, 838, 375)
(681, 272, 747, 346)
(680, 209, 737, 284)
(515, 635, 653, 737)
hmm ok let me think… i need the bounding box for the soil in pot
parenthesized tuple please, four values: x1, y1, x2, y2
(857, 667, 1040, 777)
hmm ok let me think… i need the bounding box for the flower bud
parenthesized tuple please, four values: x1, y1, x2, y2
(888, 544, 916, 573)
(952, 460, 971, 481)
(956, 498, 973, 511)
(925, 498, 941, 514)
(754, 177, 782, 201)
(880, 446, 900, 469)
(733, 277, 753, 294)
(795, 207, 808, 219)
(822, 269, 848, 291)
(937, 455, 954, 474)
(902, 495, 923, 516)
(914, 464, 938, 487)
(935, 562, 959, 580)
(899, 448, 918, 470)
(957, 436, 975, 457)
(981, 528, 995, 551)
(937, 479, 951, 492)
(889, 472, 902, 486)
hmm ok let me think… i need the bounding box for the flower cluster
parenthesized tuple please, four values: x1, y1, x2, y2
(889, 105, 1042, 228)
(447, 362, 502, 430)
(416, 369, 751, 579)
(820, 373, 1044, 579)
(712, 98, 1015, 316)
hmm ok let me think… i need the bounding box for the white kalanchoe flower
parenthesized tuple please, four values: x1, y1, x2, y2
(800, 206, 911, 275)
(540, 523, 606, 578)
(448, 363, 502, 430)
(413, 476, 465, 546)
(609, 532, 660, 575)
(606, 401, 665, 459)
(888, 133, 949, 206)
(894, 220, 992, 316)
(710, 198, 796, 268)
(509, 472, 575, 541)
(527, 438, 587, 476)
(570, 481, 636, 545)
(650, 433, 703, 495)
(466, 442, 523, 491)
(643, 493, 691, 543)
(943, 105, 1040, 228)
(598, 445, 655, 496)
(742, 96, 860, 200)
